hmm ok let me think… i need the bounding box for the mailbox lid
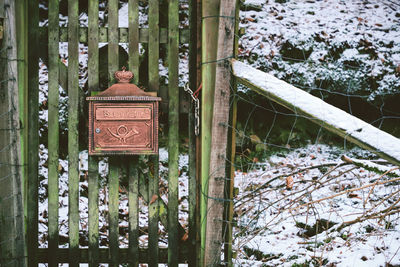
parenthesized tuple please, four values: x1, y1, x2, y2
(88, 102, 159, 155)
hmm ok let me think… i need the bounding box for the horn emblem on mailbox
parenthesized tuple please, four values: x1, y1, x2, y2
(87, 67, 161, 155)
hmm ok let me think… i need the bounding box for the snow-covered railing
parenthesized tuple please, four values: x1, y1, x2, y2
(231, 59, 400, 167)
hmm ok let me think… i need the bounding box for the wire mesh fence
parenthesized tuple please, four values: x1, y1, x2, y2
(223, 1, 400, 265)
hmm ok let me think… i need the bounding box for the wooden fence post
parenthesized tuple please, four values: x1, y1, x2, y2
(0, 0, 26, 265)
(203, 0, 237, 265)
(200, 0, 220, 265)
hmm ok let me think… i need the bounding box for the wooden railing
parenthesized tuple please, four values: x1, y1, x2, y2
(230, 59, 400, 167)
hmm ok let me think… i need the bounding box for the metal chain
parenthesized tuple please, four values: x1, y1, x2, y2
(184, 83, 200, 136)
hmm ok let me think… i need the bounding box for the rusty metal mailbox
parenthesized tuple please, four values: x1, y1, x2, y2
(87, 68, 161, 155)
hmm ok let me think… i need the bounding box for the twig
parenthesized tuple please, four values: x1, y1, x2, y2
(388, 245, 400, 265)
(290, 177, 400, 212)
(236, 162, 349, 205)
(336, 205, 400, 232)
(341, 155, 400, 178)
(364, 188, 400, 216)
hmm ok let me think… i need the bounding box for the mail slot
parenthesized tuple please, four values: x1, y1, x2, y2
(87, 68, 161, 155)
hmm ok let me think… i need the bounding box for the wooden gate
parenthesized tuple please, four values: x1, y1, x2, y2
(25, 0, 200, 266)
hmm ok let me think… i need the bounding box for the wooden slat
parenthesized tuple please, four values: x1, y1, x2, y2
(148, 0, 160, 265)
(108, 158, 120, 267)
(232, 59, 400, 167)
(188, 0, 202, 265)
(88, 157, 99, 267)
(148, 0, 159, 93)
(68, 0, 80, 265)
(39, 27, 189, 44)
(108, 0, 119, 85)
(36, 247, 189, 263)
(128, 156, 139, 266)
(27, 0, 39, 265)
(168, 0, 180, 265)
(107, 2, 119, 265)
(15, 3, 29, 266)
(88, 0, 99, 266)
(128, 0, 140, 83)
(47, 0, 59, 265)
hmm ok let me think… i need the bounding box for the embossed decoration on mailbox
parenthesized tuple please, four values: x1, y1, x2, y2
(87, 67, 161, 155)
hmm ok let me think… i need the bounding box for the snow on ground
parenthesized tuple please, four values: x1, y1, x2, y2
(232, 144, 400, 266)
(238, 0, 400, 100)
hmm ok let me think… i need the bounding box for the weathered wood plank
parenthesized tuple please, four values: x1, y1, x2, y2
(128, 156, 139, 267)
(148, 0, 159, 93)
(128, 0, 140, 83)
(88, 157, 99, 267)
(107, 2, 119, 265)
(0, 0, 25, 264)
(148, 0, 160, 266)
(36, 247, 189, 263)
(39, 27, 189, 44)
(68, 0, 80, 265)
(27, 0, 39, 265)
(200, 0, 220, 264)
(47, 0, 60, 265)
(15, 1, 29, 265)
(108, 158, 120, 267)
(88, 0, 99, 266)
(204, 1, 236, 265)
(168, 0, 180, 265)
(231, 59, 400, 167)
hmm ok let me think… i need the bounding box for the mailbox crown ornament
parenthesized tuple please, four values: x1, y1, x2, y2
(87, 68, 161, 155)
(115, 67, 133, 83)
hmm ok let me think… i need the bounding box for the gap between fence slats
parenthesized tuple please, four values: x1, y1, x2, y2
(188, 0, 202, 265)
(128, 156, 139, 267)
(27, 0, 39, 266)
